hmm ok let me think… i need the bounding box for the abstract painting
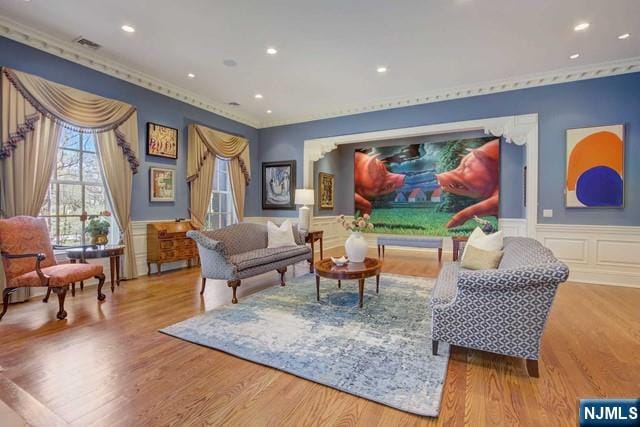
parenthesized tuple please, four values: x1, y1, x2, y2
(147, 122, 178, 159)
(354, 137, 499, 236)
(319, 172, 335, 209)
(566, 125, 624, 208)
(149, 167, 175, 202)
(262, 160, 296, 210)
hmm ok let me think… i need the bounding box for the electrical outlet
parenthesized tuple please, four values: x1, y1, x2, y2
(543, 209, 553, 218)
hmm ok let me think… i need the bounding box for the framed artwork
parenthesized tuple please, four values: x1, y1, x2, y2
(147, 122, 178, 159)
(354, 137, 499, 236)
(149, 167, 176, 202)
(318, 172, 335, 209)
(566, 124, 624, 208)
(262, 160, 296, 210)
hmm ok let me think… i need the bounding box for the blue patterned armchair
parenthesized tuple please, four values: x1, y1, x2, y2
(431, 237, 569, 377)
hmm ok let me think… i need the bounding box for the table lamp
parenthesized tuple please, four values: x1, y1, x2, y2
(295, 189, 315, 232)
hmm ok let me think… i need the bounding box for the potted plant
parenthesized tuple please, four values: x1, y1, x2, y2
(337, 214, 374, 263)
(85, 211, 112, 246)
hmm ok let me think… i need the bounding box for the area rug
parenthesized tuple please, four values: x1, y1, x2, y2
(160, 273, 450, 416)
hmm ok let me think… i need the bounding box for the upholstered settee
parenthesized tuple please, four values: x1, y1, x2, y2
(431, 237, 569, 377)
(187, 223, 311, 304)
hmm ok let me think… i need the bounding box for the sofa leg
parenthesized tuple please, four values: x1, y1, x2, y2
(200, 277, 206, 295)
(52, 286, 68, 320)
(526, 359, 539, 377)
(277, 267, 287, 286)
(1, 288, 16, 321)
(228, 280, 240, 304)
(432, 340, 439, 356)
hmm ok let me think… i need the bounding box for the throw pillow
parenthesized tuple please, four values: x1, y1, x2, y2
(461, 227, 503, 261)
(267, 220, 297, 248)
(461, 245, 504, 270)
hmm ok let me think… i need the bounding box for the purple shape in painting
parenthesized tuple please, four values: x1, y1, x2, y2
(575, 166, 623, 207)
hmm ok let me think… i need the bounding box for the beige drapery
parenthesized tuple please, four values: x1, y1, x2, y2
(187, 124, 250, 226)
(0, 68, 140, 300)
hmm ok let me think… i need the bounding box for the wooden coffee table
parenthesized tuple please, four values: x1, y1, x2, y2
(314, 257, 382, 308)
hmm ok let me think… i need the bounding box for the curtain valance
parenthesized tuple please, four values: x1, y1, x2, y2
(187, 124, 251, 225)
(187, 124, 251, 185)
(1, 67, 140, 173)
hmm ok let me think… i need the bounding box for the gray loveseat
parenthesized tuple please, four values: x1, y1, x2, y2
(187, 223, 311, 304)
(431, 237, 569, 377)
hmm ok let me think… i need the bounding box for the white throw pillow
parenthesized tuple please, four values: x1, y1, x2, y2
(267, 220, 297, 248)
(461, 227, 503, 261)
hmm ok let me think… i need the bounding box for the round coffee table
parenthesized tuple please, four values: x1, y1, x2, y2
(314, 257, 382, 308)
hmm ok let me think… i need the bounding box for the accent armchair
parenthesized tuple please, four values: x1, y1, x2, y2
(0, 216, 106, 321)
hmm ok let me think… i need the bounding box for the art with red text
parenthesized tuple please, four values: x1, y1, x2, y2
(354, 137, 499, 236)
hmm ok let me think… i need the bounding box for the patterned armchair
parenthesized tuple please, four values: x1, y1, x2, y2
(431, 237, 569, 377)
(0, 216, 106, 320)
(188, 222, 311, 304)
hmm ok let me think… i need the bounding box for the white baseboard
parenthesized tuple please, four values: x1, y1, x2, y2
(536, 224, 640, 288)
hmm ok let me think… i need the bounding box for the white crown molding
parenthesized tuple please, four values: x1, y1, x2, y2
(1, 16, 639, 130)
(0, 16, 261, 128)
(261, 56, 640, 128)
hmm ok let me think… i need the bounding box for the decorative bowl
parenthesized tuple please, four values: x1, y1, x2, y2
(331, 256, 349, 266)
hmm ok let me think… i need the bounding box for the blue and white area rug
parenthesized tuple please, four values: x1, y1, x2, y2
(161, 273, 450, 416)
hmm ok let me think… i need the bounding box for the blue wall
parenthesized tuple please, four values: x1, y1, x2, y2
(0, 36, 259, 221)
(256, 72, 640, 225)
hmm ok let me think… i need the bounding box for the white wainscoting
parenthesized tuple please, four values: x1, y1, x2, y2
(536, 224, 640, 288)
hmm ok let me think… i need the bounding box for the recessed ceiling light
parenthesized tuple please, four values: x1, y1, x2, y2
(377, 66, 388, 73)
(266, 110, 272, 114)
(266, 47, 278, 55)
(187, 73, 195, 78)
(569, 53, 580, 59)
(618, 33, 630, 40)
(254, 94, 263, 99)
(121, 25, 135, 33)
(574, 22, 590, 32)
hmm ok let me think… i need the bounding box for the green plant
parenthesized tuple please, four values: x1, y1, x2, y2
(85, 211, 111, 237)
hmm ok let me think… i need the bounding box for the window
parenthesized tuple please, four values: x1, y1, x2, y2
(39, 129, 112, 245)
(205, 158, 237, 229)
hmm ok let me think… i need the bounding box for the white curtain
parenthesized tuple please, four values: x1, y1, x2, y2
(0, 67, 141, 301)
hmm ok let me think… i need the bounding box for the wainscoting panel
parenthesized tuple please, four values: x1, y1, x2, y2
(536, 224, 640, 288)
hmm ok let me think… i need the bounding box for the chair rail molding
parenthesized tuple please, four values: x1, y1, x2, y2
(303, 114, 539, 238)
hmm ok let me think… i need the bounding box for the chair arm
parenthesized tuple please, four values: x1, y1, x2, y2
(457, 262, 569, 291)
(186, 231, 236, 279)
(0, 251, 50, 285)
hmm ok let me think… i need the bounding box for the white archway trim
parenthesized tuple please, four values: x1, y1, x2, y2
(303, 113, 538, 237)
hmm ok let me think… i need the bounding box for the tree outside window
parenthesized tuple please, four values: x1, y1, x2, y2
(39, 129, 113, 245)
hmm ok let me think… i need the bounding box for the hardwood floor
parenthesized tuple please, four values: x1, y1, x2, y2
(0, 247, 638, 426)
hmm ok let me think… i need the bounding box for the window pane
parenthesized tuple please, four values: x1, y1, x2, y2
(60, 130, 81, 150)
(47, 217, 58, 245)
(83, 152, 101, 183)
(85, 185, 107, 214)
(58, 217, 82, 245)
(211, 193, 220, 213)
(218, 172, 228, 191)
(207, 214, 219, 230)
(39, 184, 57, 216)
(218, 159, 228, 172)
(83, 135, 96, 153)
(58, 184, 83, 215)
(57, 149, 80, 181)
(220, 193, 228, 213)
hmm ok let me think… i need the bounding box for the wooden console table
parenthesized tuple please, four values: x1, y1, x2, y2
(305, 230, 324, 273)
(451, 236, 469, 261)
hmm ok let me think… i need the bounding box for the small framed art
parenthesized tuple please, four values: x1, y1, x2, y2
(262, 160, 296, 210)
(318, 172, 335, 209)
(147, 122, 178, 159)
(149, 167, 176, 202)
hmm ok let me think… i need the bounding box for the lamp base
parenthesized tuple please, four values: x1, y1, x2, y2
(298, 206, 311, 232)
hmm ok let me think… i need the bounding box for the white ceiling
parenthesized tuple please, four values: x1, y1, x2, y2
(1, 0, 639, 128)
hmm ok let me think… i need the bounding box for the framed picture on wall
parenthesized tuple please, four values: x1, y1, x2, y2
(149, 167, 176, 202)
(262, 160, 296, 210)
(318, 172, 335, 209)
(565, 124, 624, 208)
(147, 122, 178, 159)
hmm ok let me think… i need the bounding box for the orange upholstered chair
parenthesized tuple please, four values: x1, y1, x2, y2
(0, 216, 106, 320)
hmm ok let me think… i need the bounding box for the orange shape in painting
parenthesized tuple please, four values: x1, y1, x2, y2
(567, 131, 623, 191)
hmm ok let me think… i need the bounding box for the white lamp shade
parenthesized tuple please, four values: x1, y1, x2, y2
(295, 189, 315, 205)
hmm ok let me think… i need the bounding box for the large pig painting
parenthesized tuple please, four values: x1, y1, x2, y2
(354, 137, 499, 236)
